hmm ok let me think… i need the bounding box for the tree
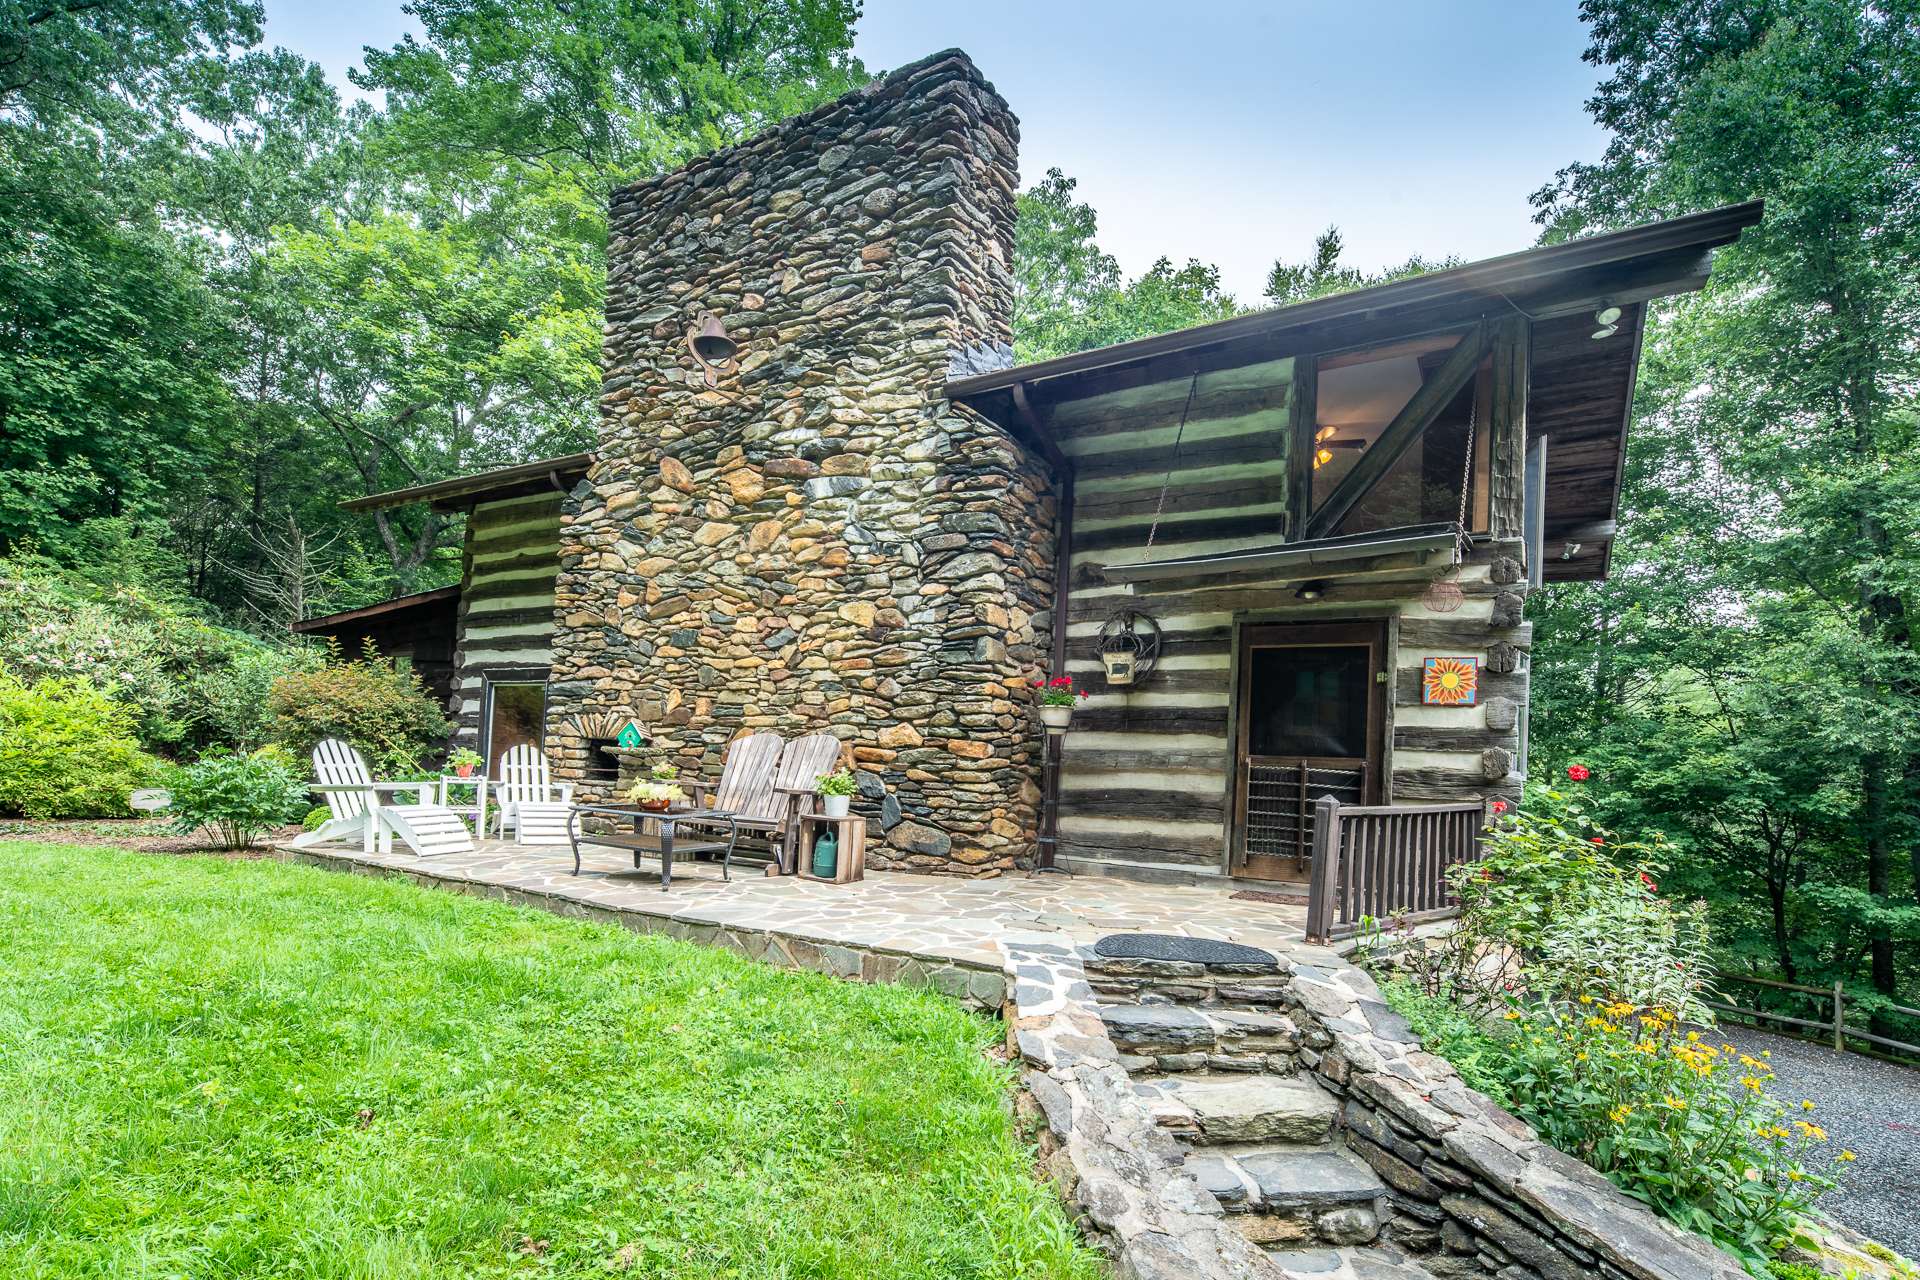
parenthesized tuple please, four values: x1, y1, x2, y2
(269, 209, 601, 586)
(1529, 0, 1920, 1025)
(1013, 168, 1242, 361)
(1264, 226, 1457, 307)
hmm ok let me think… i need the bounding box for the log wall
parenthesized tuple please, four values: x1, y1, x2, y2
(1050, 335, 1529, 879)
(450, 491, 563, 747)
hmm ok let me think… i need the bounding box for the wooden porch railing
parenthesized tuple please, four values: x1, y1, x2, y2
(1303, 796, 1485, 944)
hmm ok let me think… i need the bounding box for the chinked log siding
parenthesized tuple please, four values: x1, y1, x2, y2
(452, 491, 562, 746)
(1049, 325, 1531, 877)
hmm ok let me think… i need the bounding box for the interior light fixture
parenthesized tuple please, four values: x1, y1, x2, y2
(1591, 303, 1622, 340)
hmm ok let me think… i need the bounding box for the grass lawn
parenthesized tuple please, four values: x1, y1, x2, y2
(0, 842, 1103, 1279)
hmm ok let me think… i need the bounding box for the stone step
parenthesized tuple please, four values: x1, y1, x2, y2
(1186, 1143, 1386, 1247)
(1135, 1071, 1340, 1145)
(1266, 1243, 1447, 1280)
(1100, 1001, 1300, 1072)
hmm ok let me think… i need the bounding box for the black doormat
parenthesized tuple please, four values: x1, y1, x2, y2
(1091, 932, 1278, 967)
(1230, 888, 1309, 905)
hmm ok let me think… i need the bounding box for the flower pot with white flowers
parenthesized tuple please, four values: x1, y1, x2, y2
(814, 768, 856, 819)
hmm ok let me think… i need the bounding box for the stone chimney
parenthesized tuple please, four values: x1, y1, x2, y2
(547, 50, 1055, 874)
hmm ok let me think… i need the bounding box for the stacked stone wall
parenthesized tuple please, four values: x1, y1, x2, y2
(547, 50, 1055, 872)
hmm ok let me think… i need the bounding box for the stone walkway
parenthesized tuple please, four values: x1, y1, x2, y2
(284, 837, 1306, 1007)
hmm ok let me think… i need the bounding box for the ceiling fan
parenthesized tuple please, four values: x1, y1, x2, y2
(1311, 425, 1366, 470)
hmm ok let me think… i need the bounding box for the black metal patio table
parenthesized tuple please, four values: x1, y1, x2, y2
(565, 803, 739, 890)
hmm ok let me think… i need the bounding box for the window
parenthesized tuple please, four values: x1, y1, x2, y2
(1309, 334, 1491, 538)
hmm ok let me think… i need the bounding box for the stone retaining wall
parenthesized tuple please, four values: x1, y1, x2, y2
(547, 49, 1055, 873)
(1287, 963, 1749, 1280)
(1007, 940, 1750, 1280)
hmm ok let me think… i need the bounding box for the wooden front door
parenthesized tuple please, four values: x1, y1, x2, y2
(1232, 621, 1386, 881)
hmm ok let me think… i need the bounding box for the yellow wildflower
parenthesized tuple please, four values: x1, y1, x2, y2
(1837, 1151, 1856, 1163)
(1663, 1096, 1687, 1110)
(1800, 1100, 1815, 1111)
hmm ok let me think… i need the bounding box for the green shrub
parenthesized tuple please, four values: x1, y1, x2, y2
(164, 750, 309, 850)
(1371, 785, 1847, 1272)
(0, 552, 310, 753)
(267, 640, 451, 775)
(1374, 977, 1512, 1104)
(0, 668, 157, 818)
(301, 805, 332, 832)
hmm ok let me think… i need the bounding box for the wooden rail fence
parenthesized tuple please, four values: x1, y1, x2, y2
(1304, 795, 1485, 944)
(1705, 973, 1920, 1063)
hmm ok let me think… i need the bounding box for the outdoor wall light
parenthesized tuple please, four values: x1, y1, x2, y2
(1294, 580, 1329, 602)
(686, 311, 739, 387)
(1591, 303, 1622, 340)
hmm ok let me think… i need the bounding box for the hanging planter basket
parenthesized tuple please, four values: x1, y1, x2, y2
(1097, 608, 1163, 686)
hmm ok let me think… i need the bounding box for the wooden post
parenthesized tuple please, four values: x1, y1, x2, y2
(1833, 980, 1846, 1052)
(1304, 794, 1342, 944)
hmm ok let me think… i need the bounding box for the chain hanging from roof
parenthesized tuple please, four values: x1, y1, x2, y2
(1421, 384, 1479, 615)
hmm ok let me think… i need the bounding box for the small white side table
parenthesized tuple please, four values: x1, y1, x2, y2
(435, 775, 489, 838)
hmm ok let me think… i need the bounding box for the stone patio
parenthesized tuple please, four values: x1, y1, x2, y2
(283, 836, 1307, 1008)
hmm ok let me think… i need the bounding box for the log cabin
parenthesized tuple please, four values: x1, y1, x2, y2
(301, 50, 1762, 887)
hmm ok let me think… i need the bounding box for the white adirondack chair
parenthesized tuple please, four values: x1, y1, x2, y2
(491, 743, 574, 845)
(290, 738, 475, 858)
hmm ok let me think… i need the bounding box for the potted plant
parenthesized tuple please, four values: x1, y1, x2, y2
(814, 768, 857, 819)
(1032, 674, 1090, 730)
(627, 761, 685, 813)
(448, 747, 484, 779)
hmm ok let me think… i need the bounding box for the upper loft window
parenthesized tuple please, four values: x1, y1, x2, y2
(1309, 334, 1492, 539)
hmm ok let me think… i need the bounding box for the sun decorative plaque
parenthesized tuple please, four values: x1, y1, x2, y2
(1421, 656, 1480, 706)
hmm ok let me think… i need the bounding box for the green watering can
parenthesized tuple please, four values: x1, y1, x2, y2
(810, 828, 838, 879)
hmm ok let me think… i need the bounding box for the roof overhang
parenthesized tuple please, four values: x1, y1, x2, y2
(947, 201, 1761, 406)
(951, 201, 1763, 586)
(290, 585, 461, 634)
(341, 452, 594, 514)
(1104, 523, 1461, 594)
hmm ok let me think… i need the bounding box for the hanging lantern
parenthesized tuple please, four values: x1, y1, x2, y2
(1422, 568, 1465, 614)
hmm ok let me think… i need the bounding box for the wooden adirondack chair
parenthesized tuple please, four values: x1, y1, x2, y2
(491, 743, 574, 845)
(679, 732, 842, 873)
(291, 738, 475, 858)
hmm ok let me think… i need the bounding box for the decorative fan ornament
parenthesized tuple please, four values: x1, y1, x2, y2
(1097, 608, 1162, 685)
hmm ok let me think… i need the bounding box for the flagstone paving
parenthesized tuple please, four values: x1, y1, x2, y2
(282, 837, 1308, 1006)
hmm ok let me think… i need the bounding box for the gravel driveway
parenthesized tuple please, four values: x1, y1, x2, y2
(1717, 1024, 1920, 1259)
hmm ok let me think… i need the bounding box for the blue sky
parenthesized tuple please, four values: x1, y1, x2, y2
(263, 1, 1609, 301)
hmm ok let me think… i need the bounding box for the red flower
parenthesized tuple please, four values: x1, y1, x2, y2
(1031, 678, 1043, 688)
(1490, 799, 1509, 816)
(1566, 764, 1591, 782)
(1639, 871, 1658, 893)
(1590, 837, 1606, 846)
(1049, 676, 1072, 687)
(1078, 689, 1090, 699)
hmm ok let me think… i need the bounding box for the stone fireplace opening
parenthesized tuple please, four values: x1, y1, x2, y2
(583, 737, 623, 783)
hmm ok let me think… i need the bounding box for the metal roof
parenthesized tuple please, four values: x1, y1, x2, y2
(340, 452, 594, 514)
